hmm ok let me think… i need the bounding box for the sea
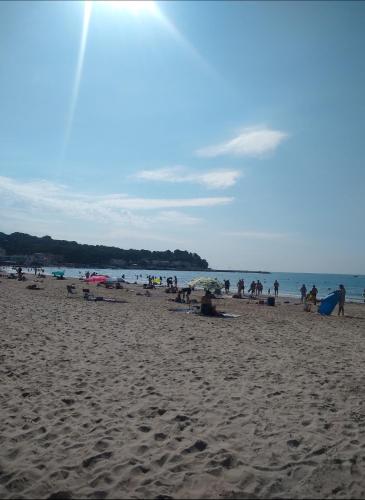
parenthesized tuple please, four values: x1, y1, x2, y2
(7, 266, 365, 303)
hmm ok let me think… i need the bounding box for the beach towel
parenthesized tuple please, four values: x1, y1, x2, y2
(195, 311, 241, 319)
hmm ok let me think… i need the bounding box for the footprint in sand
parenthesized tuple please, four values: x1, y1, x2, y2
(82, 452, 113, 468)
(182, 439, 207, 454)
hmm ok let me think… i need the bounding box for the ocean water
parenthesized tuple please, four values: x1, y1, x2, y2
(12, 266, 365, 302)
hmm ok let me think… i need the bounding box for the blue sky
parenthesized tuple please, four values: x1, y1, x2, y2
(0, 0, 364, 273)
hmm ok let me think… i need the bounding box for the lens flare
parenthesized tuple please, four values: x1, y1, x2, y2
(106, 1, 158, 15)
(63, 1, 93, 156)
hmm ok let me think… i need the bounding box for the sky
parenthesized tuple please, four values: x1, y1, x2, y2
(0, 0, 364, 273)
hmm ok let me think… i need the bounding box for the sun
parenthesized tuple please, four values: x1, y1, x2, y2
(106, 1, 158, 16)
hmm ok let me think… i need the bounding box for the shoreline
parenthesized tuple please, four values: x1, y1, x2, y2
(2, 267, 364, 304)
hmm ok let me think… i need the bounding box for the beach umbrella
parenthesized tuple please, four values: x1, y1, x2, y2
(188, 276, 224, 291)
(85, 275, 108, 283)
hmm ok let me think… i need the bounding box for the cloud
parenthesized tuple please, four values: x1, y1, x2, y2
(134, 166, 241, 189)
(223, 230, 286, 239)
(147, 210, 202, 226)
(196, 126, 288, 158)
(0, 176, 233, 227)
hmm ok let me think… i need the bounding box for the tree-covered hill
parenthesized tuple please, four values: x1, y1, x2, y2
(0, 232, 209, 270)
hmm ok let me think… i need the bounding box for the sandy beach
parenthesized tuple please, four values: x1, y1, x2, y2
(1, 275, 365, 499)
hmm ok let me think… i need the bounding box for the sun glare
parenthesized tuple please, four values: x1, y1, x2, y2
(106, 1, 158, 15)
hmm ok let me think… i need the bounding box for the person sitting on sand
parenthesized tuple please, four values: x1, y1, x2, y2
(200, 290, 223, 316)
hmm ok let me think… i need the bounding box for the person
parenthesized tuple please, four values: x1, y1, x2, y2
(182, 286, 192, 303)
(311, 285, 318, 305)
(174, 276, 178, 287)
(300, 284, 307, 303)
(304, 292, 312, 312)
(85, 271, 90, 279)
(257, 280, 263, 296)
(338, 284, 346, 316)
(237, 279, 243, 297)
(363, 288, 365, 303)
(274, 280, 279, 297)
(200, 290, 223, 316)
(248, 281, 256, 296)
(224, 279, 230, 294)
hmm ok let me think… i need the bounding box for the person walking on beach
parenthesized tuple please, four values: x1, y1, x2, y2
(338, 284, 346, 316)
(248, 280, 256, 296)
(274, 280, 279, 297)
(311, 285, 318, 305)
(300, 284, 307, 303)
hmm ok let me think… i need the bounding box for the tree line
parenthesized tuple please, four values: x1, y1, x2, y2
(0, 232, 209, 269)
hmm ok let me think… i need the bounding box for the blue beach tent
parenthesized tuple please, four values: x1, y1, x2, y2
(318, 290, 340, 316)
(52, 271, 65, 278)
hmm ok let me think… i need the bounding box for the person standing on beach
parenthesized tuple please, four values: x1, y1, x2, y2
(300, 284, 307, 303)
(338, 284, 346, 316)
(248, 280, 256, 296)
(311, 285, 318, 305)
(274, 280, 279, 297)
(224, 279, 230, 294)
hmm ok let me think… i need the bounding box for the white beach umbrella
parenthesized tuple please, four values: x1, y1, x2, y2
(188, 276, 224, 291)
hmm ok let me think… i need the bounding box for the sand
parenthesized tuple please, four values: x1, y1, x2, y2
(1, 275, 365, 499)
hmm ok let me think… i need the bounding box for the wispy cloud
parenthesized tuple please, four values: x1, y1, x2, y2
(196, 126, 288, 158)
(134, 166, 241, 189)
(0, 176, 233, 227)
(151, 210, 202, 225)
(223, 230, 286, 239)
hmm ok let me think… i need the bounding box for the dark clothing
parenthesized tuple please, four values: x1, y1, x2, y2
(201, 303, 214, 315)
